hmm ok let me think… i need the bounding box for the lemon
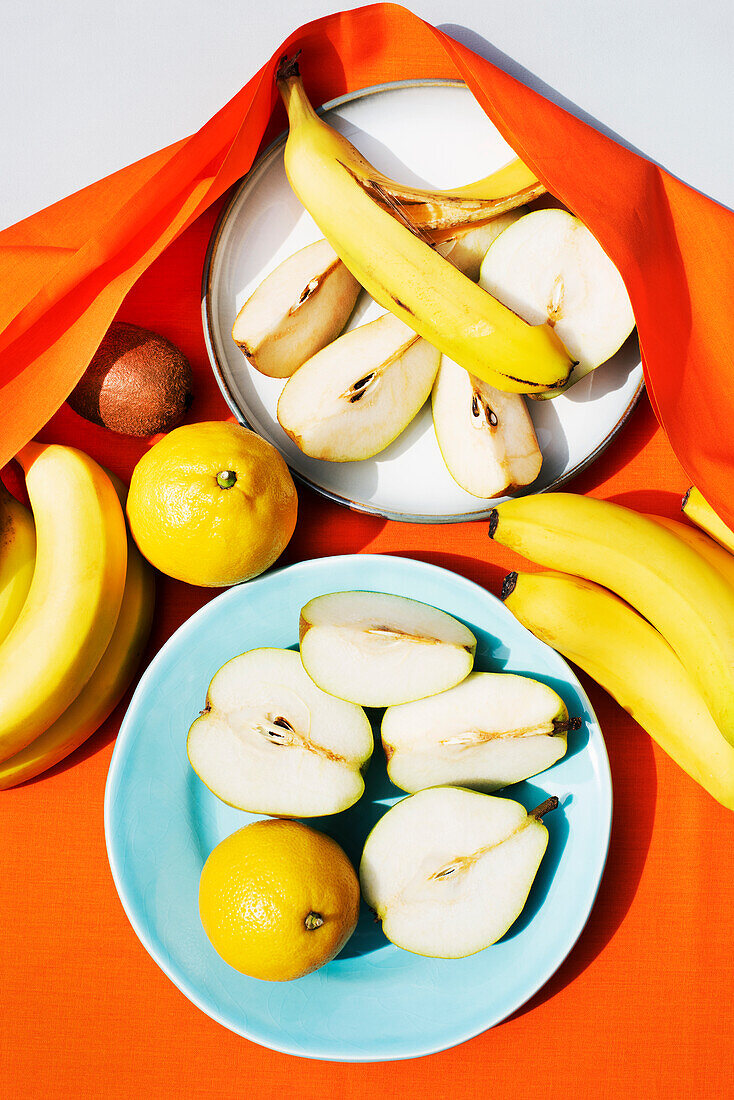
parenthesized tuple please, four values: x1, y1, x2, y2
(126, 422, 297, 586)
(199, 820, 360, 981)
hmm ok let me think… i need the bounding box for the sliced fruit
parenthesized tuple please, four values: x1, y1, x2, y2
(277, 59, 574, 395)
(299, 591, 476, 707)
(439, 209, 524, 281)
(360, 786, 557, 957)
(479, 209, 634, 395)
(432, 356, 542, 497)
(231, 239, 361, 378)
(187, 647, 372, 816)
(382, 671, 575, 793)
(277, 312, 440, 461)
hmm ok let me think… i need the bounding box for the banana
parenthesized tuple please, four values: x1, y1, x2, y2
(0, 483, 35, 646)
(276, 57, 573, 395)
(0, 443, 127, 763)
(0, 472, 153, 789)
(646, 515, 734, 589)
(502, 570, 734, 811)
(682, 486, 734, 556)
(352, 155, 544, 237)
(488, 493, 734, 747)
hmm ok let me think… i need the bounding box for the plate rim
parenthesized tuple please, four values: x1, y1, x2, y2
(201, 77, 645, 524)
(104, 553, 612, 1062)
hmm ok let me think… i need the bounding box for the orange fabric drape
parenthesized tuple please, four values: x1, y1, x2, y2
(1, 3, 733, 523)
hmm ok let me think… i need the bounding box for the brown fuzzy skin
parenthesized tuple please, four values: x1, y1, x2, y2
(68, 321, 194, 436)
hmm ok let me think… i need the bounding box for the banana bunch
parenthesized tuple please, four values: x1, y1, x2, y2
(0, 444, 154, 789)
(489, 492, 734, 810)
(275, 56, 573, 395)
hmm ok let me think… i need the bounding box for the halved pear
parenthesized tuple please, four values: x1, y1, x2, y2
(432, 356, 542, 497)
(299, 591, 476, 707)
(277, 313, 441, 461)
(360, 786, 558, 957)
(187, 648, 372, 816)
(439, 209, 524, 281)
(382, 671, 579, 793)
(479, 209, 635, 395)
(231, 239, 361, 378)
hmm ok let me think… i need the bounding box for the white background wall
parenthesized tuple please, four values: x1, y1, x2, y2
(1, 0, 732, 230)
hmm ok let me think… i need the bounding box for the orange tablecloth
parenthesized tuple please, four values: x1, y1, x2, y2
(3, 200, 734, 1098)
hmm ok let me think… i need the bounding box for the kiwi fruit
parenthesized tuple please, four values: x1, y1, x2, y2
(68, 322, 194, 436)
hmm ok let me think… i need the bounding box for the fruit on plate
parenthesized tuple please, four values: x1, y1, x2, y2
(360, 786, 558, 957)
(479, 209, 634, 396)
(0, 471, 154, 789)
(126, 421, 297, 587)
(187, 648, 372, 816)
(232, 239, 361, 378)
(382, 672, 577, 794)
(682, 486, 734, 556)
(67, 322, 194, 435)
(432, 356, 542, 497)
(647, 514, 734, 587)
(0, 482, 36, 647)
(277, 57, 573, 395)
(299, 591, 476, 706)
(199, 819, 360, 981)
(502, 569, 734, 810)
(488, 493, 734, 747)
(277, 312, 441, 461)
(0, 443, 127, 763)
(439, 209, 524, 281)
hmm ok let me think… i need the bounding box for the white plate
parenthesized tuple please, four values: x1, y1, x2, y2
(203, 79, 643, 523)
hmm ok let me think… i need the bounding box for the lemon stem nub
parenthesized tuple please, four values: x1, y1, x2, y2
(304, 911, 324, 931)
(216, 470, 237, 489)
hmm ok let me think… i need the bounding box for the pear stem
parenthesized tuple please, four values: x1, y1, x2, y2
(529, 795, 559, 821)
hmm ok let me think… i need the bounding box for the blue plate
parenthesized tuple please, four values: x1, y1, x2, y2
(104, 555, 611, 1062)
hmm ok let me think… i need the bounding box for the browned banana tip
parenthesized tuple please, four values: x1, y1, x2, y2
(500, 571, 517, 600)
(681, 486, 693, 511)
(488, 509, 499, 539)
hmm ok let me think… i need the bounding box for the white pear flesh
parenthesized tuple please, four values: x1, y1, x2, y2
(187, 648, 372, 816)
(277, 312, 440, 461)
(432, 357, 542, 497)
(360, 786, 555, 958)
(382, 671, 574, 793)
(299, 591, 476, 707)
(231, 239, 361, 378)
(440, 209, 524, 281)
(479, 209, 635, 391)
